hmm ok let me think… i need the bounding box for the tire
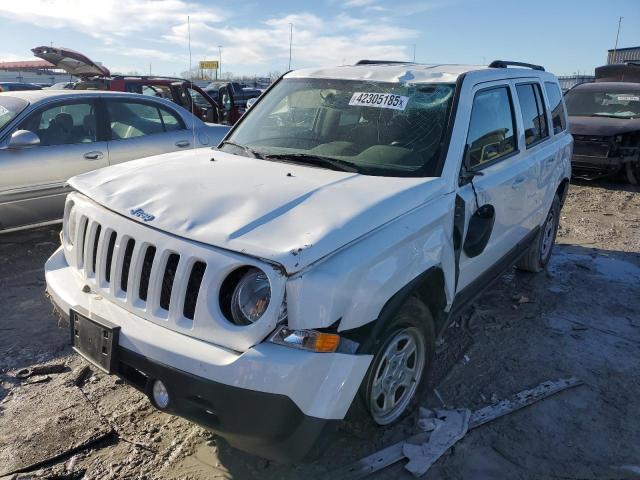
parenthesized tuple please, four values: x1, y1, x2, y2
(356, 296, 435, 426)
(625, 162, 640, 185)
(516, 194, 561, 273)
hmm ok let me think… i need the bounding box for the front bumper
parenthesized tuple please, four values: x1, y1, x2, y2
(571, 139, 640, 176)
(45, 247, 371, 461)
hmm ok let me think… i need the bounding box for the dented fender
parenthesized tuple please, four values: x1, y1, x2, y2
(285, 193, 457, 332)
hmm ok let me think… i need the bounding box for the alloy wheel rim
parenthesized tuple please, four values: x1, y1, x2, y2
(369, 327, 426, 425)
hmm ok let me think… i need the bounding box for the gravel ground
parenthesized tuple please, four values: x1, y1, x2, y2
(1, 180, 639, 480)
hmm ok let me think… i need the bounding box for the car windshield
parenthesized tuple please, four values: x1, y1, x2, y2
(565, 88, 640, 119)
(221, 78, 456, 177)
(0, 96, 29, 131)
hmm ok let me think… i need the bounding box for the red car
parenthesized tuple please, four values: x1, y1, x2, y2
(32, 46, 226, 124)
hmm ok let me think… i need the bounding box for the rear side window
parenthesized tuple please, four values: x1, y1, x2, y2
(544, 82, 567, 133)
(516, 83, 549, 147)
(107, 101, 184, 139)
(466, 86, 517, 167)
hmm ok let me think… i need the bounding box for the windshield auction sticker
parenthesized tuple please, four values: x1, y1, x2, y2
(349, 92, 409, 110)
(617, 96, 640, 102)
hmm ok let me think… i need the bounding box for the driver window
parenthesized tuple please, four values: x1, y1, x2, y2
(18, 102, 96, 147)
(466, 87, 516, 168)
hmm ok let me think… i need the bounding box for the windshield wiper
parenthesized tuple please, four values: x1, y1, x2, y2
(262, 153, 360, 173)
(588, 113, 631, 119)
(219, 140, 264, 159)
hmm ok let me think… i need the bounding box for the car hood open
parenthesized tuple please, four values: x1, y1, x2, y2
(569, 115, 640, 137)
(68, 149, 446, 274)
(31, 46, 110, 78)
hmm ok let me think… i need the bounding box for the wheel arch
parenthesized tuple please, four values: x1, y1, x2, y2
(342, 266, 448, 353)
(556, 177, 570, 206)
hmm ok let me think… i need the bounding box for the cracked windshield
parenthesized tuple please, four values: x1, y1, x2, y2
(221, 78, 455, 176)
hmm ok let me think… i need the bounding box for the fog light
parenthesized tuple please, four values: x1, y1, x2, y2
(152, 380, 170, 409)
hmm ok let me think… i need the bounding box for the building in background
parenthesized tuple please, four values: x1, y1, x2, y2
(607, 46, 640, 65)
(0, 59, 75, 86)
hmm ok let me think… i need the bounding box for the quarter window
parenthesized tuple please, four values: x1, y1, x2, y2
(516, 83, 549, 147)
(107, 101, 184, 139)
(18, 102, 96, 146)
(466, 87, 516, 167)
(544, 82, 567, 134)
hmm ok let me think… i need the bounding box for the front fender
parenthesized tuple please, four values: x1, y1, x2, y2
(286, 193, 456, 331)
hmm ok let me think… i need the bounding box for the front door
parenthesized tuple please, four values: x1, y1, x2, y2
(455, 82, 538, 293)
(0, 98, 108, 231)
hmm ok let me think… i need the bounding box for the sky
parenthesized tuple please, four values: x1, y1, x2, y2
(0, 0, 638, 78)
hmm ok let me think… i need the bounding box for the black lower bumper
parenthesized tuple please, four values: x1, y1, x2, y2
(116, 348, 337, 462)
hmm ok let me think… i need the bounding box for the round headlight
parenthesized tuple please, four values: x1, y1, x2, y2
(66, 205, 78, 246)
(230, 268, 271, 325)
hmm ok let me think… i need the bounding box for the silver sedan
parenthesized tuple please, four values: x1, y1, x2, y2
(0, 90, 230, 232)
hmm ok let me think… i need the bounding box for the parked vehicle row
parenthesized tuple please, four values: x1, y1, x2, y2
(0, 90, 229, 232)
(44, 59, 571, 461)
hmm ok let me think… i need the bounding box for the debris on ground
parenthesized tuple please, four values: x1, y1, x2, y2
(337, 377, 584, 478)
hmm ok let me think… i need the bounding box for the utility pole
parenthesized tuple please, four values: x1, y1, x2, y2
(288, 23, 293, 70)
(412, 44, 416, 62)
(613, 16, 623, 63)
(218, 45, 223, 79)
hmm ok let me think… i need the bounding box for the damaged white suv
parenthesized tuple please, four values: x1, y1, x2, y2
(45, 60, 572, 461)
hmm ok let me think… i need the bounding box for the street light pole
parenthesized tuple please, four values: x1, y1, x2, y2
(612, 16, 623, 63)
(412, 44, 416, 62)
(288, 23, 293, 70)
(218, 45, 223, 80)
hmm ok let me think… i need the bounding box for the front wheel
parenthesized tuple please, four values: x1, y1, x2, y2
(516, 194, 561, 273)
(625, 161, 640, 185)
(358, 296, 435, 426)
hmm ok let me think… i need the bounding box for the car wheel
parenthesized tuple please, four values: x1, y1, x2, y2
(359, 296, 435, 426)
(625, 162, 640, 185)
(516, 194, 561, 273)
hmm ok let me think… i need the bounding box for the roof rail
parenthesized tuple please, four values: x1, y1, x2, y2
(488, 60, 545, 71)
(111, 75, 188, 81)
(355, 59, 412, 66)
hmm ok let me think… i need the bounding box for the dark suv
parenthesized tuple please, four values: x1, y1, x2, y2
(566, 62, 640, 183)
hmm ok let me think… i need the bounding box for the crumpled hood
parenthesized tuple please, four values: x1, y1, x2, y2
(69, 149, 446, 273)
(569, 115, 640, 137)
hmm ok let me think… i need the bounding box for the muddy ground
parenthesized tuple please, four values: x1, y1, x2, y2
(1, 180, 639, 480)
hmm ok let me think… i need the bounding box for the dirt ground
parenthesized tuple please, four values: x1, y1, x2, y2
(1, 180, 639, 480)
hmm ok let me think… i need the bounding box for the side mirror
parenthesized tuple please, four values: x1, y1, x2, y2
(7, 130, 40, 149)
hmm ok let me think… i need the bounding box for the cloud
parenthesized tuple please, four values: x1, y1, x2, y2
(0, 0, 224, 43)
(165, 12, 417, 68)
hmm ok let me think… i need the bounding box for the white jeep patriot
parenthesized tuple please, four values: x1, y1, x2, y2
(45, 60, 572, 461)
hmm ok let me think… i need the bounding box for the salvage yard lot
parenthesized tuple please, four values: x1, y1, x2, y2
(1, 181, 639, 480)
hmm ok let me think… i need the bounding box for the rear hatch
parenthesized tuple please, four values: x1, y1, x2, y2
(31, 46, 110, 78)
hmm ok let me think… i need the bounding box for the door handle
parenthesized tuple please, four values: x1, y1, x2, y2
(175, 140, 190, 148)
(511, 176, 526, 188)
(83, 151, 103, 160)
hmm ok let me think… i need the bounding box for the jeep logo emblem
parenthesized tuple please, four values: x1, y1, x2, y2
(130, 208, 155, 222)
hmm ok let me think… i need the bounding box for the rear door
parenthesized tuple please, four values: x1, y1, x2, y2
(104, 97, 195, 165)
(0, 97, 108, 231)
(455, 82, 538, 292)
(514, 81, 555, 227)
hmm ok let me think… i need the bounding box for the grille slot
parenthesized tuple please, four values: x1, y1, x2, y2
(79, 219, 88, 266)
(105, 231, 117, 283)
(160, 253, 180, 310)
(120, 239, 136, 292)
(139, 245, 156, 302)
(183, 262, 206, 320)
(91, 224, 102, 274)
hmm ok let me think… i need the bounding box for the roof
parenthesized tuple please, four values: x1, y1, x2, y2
(570, 81, 640, 92)
(607, 46, 640, 52)
(285, 62, 553, 84)
(0, 89, 164, 103)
